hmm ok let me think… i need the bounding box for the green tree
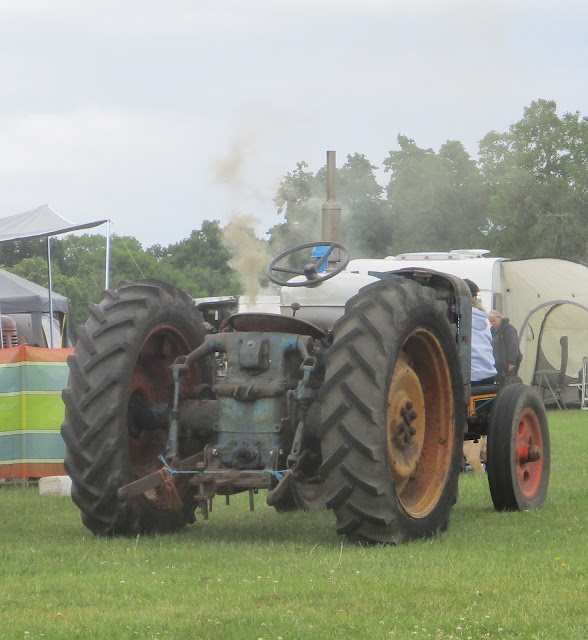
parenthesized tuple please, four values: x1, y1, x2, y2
(329, 153, 391, 257)
(150, 220, 240, 296)
(5, 256, 50, 286)
(155, 221, 234, 273)
(0, 237, 49, 267)
(383, 136, 489, 255)
(268, 161, 323, 256)
(268, 155, 391, 259)
(478, 99, 588, 259)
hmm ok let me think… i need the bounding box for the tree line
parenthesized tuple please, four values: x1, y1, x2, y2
(1, 99, 587, 333)
(270, 99, 588, 260)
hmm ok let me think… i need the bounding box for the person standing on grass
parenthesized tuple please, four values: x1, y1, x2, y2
(488, 309, 522, 384)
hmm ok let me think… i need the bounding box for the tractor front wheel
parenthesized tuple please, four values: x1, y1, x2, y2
(487, 384, 550, 511)
(61, 279, 211, 535)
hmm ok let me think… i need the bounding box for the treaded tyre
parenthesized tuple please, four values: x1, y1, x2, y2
(61, 279, 211, 535)
(487, 383, 550, 511)
(319, 277, 464, 544)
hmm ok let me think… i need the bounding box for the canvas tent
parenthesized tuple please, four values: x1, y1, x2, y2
(344, 251, 588, 404)
(0, 204, 109, 347)
(500, 259, 588, 405)
(0, 269, 69, 347)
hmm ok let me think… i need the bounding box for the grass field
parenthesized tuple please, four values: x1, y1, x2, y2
(0, 410, 586, 640)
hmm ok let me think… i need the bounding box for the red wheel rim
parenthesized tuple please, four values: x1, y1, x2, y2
(126, 323, 202, 509)
(515, 408, 544, 500)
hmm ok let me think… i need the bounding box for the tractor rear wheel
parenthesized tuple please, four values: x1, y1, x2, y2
(487, 384, 550, 511)
(320, 277, 464, 544)
(61, 279, 211, 535)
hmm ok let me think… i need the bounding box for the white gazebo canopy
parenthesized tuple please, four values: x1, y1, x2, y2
(0, 204, 107, 242)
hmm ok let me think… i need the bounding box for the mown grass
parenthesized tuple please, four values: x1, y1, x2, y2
(0, 410, 586, 640)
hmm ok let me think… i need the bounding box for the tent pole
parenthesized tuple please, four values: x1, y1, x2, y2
(105, 219, 111, 290)
(47, 236, 54, 348)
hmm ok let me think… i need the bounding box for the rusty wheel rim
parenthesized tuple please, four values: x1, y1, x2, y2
(386, 328, 455, 518)
(515, 408, 544, 500)
(127, 324, 201, 509)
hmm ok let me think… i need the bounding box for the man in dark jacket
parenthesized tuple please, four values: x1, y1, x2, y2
(488, 310, 521, 383)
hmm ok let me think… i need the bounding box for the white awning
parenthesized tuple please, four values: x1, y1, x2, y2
(0, 204, 107, 242)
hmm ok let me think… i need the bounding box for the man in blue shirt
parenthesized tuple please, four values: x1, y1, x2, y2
(464, 279, 497, 385)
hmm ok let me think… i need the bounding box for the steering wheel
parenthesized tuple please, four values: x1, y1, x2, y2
(267, 241, 351, 287)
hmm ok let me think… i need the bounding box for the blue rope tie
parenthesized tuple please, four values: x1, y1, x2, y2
(469, 396, 496, 416)
(158, 455, 285, 480)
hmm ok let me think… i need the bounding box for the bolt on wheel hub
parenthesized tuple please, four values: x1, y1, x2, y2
(387, 353, 426, 491)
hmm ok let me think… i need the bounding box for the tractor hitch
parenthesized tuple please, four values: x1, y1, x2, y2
(117, 446, 284, 516)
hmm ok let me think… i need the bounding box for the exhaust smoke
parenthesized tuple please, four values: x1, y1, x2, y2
(222, 214, 271, 304)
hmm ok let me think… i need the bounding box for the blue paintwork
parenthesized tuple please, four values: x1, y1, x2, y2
(204, 331, 317, 470)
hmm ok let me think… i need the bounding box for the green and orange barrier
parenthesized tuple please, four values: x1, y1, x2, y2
(0, 345, 73, 479)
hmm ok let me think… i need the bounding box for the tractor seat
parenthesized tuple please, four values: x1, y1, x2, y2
(471, 383, 500, 398)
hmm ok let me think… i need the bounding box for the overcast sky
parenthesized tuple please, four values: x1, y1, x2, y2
(1, 0, 587, 248)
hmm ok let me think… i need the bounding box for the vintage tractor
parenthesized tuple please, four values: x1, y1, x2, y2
(60, 156, 550, 544)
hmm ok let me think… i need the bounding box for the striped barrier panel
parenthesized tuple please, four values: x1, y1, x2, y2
(0, 345, 74, 479)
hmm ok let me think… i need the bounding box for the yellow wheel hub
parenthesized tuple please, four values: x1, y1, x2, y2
(385, 328, 455, 519)
(387, 352, 425, 493)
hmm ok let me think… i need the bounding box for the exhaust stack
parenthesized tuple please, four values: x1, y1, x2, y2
(321, 150, 341, 265)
